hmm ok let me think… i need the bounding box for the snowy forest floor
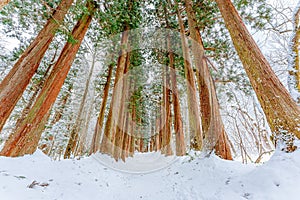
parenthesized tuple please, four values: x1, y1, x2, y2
(0, 149, 300, 200)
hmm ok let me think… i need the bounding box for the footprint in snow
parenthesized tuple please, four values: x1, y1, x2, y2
(225, 177, 231, 185)
(243, 192, 252, 199)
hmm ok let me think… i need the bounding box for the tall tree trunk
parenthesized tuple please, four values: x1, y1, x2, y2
(137, 118, 143, 152)
(0, 2, 96, 157)
(113, 51, 131, 161)
(177, 8, 203, 150)
(149, 136, 153, 152)
(89, 62, 114, 154)
(121, 111, 130, 161)
(100, 26, 129, 156)
(158, 100, 164, 153)
(215, 0, 300, 138)
(75, 97, 93, 157)
(129, 99, 136, 157)
(121, 78, 134, 160)
(139, 138, 144, 152)
(184, 0, 232, 160)
(169, 58, 186, 156)
(162, 60, 173, 155)
(14, 51, 56, 129)
(64, 48, 97, 159)
(0, 0, 11, 10)
(155, 102, 161, 151)
(160, 69, 166, 154)
(0, 0, 74, 132)
(165, 17, 186, 156)
(289, 4, 300, 103)
(15, 49, 59, 148)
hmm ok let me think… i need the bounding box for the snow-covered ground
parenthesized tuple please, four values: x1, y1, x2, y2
(0, 149, 299, 200)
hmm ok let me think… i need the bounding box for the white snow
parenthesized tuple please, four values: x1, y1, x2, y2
(0, 149, 300, 200)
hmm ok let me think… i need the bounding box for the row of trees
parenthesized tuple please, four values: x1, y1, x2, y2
(0, 0, 299, 161)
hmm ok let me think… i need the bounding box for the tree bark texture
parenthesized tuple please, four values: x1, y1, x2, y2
(185, 0, 232, 160)
(215, 0, 300, 138)
(90, 62, 114, 154)
(113, 51, 131, 161)
(290, 5, 300, 103)
(0, 0, 11, 10)
(0, 1, 95, 157)
(166, 25, 186, 156)
(177, 8, 203, 150)
(100, 26, 129, 156)
(0, 0, 74, 132)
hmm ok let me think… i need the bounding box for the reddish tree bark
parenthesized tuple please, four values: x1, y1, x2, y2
(0, 0, 11, 10)
(90, 62, 114, 154)
(0, 2, 96, 157)
(161, 61, 173, 155)
(166, 28, 186, 156)
(121, 111, 131, 161)
(14, 54, 55, 130)
(177, 7, 203, 150)
(129, 95, 136, 157)
(215, 0, 300, 138)
(185, 0, 232, 160)
(113, 51, 131, 161)
(0, 0, 74, 132)
(100, 26, 129, 156)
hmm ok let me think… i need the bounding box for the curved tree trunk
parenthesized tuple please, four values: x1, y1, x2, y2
(215, 0, 300, 138)
(185, 0, 232, 160)
(0, 0, 74, 132)
(0, 2, 96, 157)
(177, 8, 203, 150)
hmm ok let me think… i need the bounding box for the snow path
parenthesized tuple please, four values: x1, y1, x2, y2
(0, 150, 300, 200)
